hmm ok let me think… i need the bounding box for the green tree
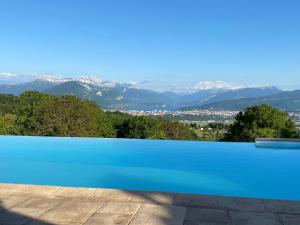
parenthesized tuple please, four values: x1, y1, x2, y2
(0, 94, 18, 115)
(14, 91, 53, 135)
(0, 114, 17, 134)
(117, 116, 165, 139)
(34, 95, 116, 137)
(223, 104, 298, 142)
(159, 119, 197, 140)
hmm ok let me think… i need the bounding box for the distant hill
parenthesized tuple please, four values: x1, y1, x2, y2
(176, 87, 281, 106)
(0, 77, 285, 110)
(0, 79, 57, 95)
(186, 89, 300, 111)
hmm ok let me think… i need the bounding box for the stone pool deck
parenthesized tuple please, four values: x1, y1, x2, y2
(1, 184, 300, 225)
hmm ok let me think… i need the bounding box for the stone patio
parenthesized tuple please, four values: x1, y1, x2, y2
(0, 184, 300, 225)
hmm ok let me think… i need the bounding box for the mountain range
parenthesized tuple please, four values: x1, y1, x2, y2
(0, 76, 299, 111)
(188, 89, 300, 111)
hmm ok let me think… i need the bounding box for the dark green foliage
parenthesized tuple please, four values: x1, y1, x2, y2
(158, 119, 198, 140)
(34, 96, 116, 137)
(0, 94, 17, 115)
(12, 91, 115, 137)
(223, 104, 299, 142)
(14, 91, 54, 135)
(205, 122, 229, 130)
(0, 114, 17, 134)
(117, 116, 165, 139)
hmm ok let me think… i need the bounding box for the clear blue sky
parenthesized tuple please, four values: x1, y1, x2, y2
(0, 0, 299, 89)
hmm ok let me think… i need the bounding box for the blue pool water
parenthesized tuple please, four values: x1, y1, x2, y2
(1, 136, 300, 200)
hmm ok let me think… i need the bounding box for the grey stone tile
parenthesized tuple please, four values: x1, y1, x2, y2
(280, 214, 300, 225)
(174, 194, 220, 208)
(129, 204, 186, 225)
(39, 200, 103, 223)
(264, 199, 300, 214)
(97, 202, 141, 215)
(229, 211, 282, 225)
(218, 196, 265, 212)
(83, 213, 132, 225)
(184, 208, 228, 223)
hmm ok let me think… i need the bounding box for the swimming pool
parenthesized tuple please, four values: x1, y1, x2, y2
(1, 136, 300, 200)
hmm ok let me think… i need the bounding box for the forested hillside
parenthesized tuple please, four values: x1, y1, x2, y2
(0, 91, 197, 140)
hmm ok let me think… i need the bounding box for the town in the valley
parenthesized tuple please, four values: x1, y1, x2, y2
(108, 109, 300, 141)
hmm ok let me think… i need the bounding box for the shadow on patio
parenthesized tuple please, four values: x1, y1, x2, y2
(0, 200, 55, 225)
(0, 191, 187, 225)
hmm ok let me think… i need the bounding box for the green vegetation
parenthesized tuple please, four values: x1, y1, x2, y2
(1, 93, 299, 142)
(191, 122, 229, 141)
(117, 116, 165, 139)
(0, 94, 17, 115)
(0, 91, 197, 140)
(223, 104, 299, 142)
(0, 113, 16, 135)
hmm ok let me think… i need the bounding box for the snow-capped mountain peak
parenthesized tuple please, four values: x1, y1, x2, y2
(193, 81, 244, 90)
(37, 75, 118, 88)
(192, 81, 275, 91)
(37, 76, 73, 84)
(78, 76, 117, 88)
(77, 76, 103, 86)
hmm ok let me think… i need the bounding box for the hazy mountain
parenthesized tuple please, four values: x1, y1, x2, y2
(43, 80, 167, 108)
(0, 77, 285, 109)
(187, 89, 300, 111)
(195, 87, 281, 104)
(171, 87, 281, 107)
(0, 79, 58, 95)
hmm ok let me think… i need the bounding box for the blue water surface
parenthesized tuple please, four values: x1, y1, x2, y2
(1, 136, 300, 200)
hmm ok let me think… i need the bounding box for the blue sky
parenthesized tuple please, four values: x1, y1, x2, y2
(0, 0, 299, 90)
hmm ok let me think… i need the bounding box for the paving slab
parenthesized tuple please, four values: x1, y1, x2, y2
(91, 189, 133, 202)
(97, 202, 141, 215)
(1, 184, 300, 225)
(25, 221, 80, 225)
(53, 187, 96, 199)
(129, 204, 186, 225)
(218, 196, 265, 212)
(0, 196, 30, 210)
(280, 214, 300, 225)
(14, 185, 61, 198)
(131, 191, 175, 205)
(174, 193, 220, 208)
(0, 184, 22, 198)
(0, 210, 32, 225)
(184, 208, 228, 223)
(39, 200, 103, 223)
(83, 212, 132, 225)
(184, 221, 229, 225)
(10, 198, 62, 218)
(229, 211, 282, 225)
(264, 199, 300, 214)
